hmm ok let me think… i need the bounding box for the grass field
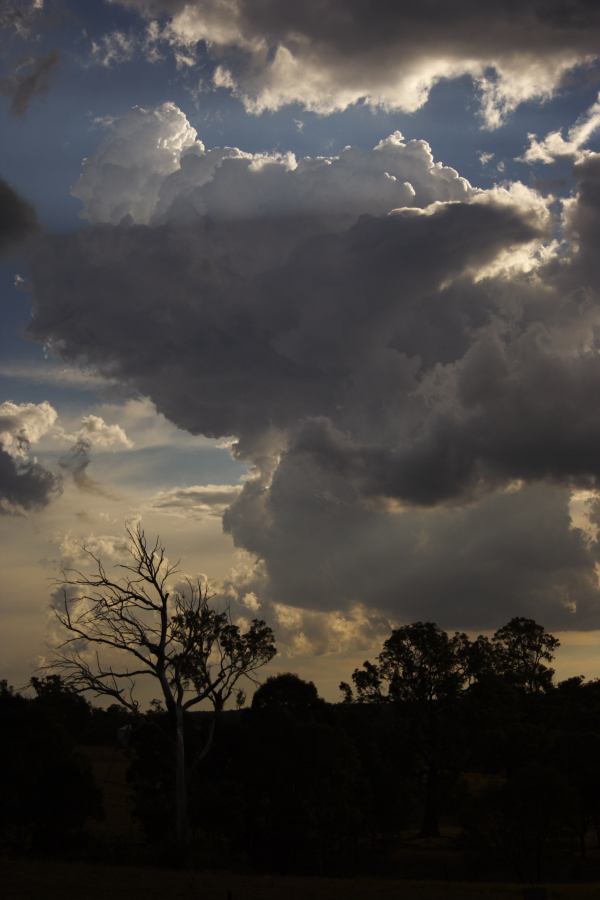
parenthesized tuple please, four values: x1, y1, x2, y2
(2, 859, 600, 900)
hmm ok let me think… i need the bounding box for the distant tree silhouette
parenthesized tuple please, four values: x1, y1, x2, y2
(243, 675, 361, 870)
(29, 673, 91, 739)
(252, 673, 323, 716)
(492, 617, 559, 693)
(49, 524, 276, 847)
(0, 680, 101, 850)
(3, 611, 599, 877)
(341, 622, 471, 837)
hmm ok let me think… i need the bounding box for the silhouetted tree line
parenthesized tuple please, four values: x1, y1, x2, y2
(5, 617, 600, 883)
(0, 675, 104, 852)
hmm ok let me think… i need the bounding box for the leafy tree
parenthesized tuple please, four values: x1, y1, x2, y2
(342, 622, 470, 837)
(341, 622, 470, 704)
(462, 634, 499, 685)
(49, 524, 276, 846)
(492, 617, 559, 693)
(252, 672, 324, 717)
(458, 619, 560, 779)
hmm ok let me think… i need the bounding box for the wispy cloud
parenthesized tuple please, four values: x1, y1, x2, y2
(148, 484, 242, 519)
(521, 93, 600, 164)
(0, 362, 116, 391)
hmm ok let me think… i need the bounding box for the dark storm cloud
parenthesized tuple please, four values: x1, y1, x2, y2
(0, 446, 61, 514)
(224, 466, 598, 630)
(25, 102, 600, 628)
(112, 0, 600, 123)
(0, 178, 38, 253)
(0, 50, 59, 117)
(564, 154, 600, 285)
(27, 197, 542, 445)
(285, 336, 600, 507)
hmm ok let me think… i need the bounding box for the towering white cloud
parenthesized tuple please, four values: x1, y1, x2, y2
(72, 104, 472, 228)
(73, 103, 199, 225)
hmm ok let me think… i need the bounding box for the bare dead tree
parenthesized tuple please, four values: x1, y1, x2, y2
(49, 524, 276, 846)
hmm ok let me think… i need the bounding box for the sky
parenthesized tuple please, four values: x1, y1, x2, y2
(6, 1, 600, 698)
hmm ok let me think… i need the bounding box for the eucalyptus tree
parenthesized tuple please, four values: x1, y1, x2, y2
(50, 524, 276, 845)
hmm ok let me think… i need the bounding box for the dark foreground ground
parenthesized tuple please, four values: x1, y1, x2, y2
(2, 859, 600, 900)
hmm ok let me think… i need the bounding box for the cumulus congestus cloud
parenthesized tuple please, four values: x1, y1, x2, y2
(25, 102, 600, 629)
(111, 0, 600, 126)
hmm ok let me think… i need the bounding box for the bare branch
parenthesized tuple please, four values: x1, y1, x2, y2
(48, 524, 275, 723)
